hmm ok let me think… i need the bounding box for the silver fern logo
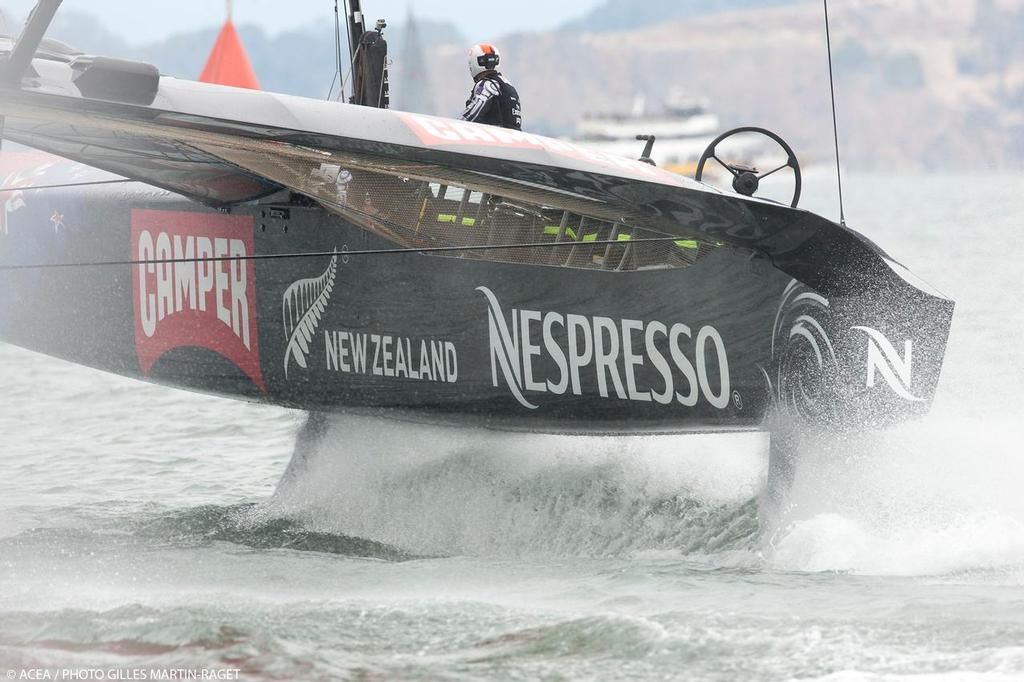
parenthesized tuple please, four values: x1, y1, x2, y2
(283, 250, 338, 378)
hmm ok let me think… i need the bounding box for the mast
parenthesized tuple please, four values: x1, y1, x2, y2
(347, 0, 365, 66)
(346, 0, 389, 108)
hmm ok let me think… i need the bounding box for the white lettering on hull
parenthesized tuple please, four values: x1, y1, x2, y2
(852, 326, 923, 402)
(477, 286, 731, 410)
(137, 229, 250, 349)
(325, 330, 458, 384)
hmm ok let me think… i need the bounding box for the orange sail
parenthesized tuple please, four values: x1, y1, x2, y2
(199, 20, 260, 90)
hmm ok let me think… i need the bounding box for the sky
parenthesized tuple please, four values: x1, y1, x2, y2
(0, 0, 603, 44)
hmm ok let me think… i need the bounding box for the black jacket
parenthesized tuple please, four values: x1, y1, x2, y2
(460, 72, 522, 130)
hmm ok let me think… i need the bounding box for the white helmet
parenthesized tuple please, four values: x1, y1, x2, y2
(468, 43, 501, 78)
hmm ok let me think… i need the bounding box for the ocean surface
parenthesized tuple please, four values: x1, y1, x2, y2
(2, 172, 1024, 681)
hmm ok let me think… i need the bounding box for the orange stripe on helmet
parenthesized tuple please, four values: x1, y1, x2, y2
(480, 44, 495, 55)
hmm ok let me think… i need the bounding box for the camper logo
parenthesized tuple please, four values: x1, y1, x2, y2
(131, 209, 264, 391)
(477, 286, 731, 410)
(852, 326, 923, 402)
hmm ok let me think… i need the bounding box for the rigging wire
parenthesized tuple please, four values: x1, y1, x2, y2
(823, 0, 846, 226)
(342, 0, 357, 102)
(328, 0, 343, 102)
(0, 236, 692, 272)
(344, 42, 362, 102)
(326, 72, 339, 103)
(0, 178, 135, 193)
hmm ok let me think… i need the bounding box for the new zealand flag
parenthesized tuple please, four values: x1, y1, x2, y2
(0, 147, 121, 330)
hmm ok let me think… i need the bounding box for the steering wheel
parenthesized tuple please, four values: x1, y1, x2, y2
(695, 126, 802, 208)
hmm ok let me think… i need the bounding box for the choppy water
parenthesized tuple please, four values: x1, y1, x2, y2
(2, 173, 1024, 680)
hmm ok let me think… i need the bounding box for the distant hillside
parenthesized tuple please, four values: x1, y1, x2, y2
(466, 0, 1024, 169)
(564, 0, 797, 32)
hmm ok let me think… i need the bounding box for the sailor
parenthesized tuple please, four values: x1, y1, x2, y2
(460, 43, 523, 130)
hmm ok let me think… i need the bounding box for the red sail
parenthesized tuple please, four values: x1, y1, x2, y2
(198, 20, 260, 90)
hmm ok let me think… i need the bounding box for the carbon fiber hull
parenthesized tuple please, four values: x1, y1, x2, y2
(0, 153, 953, 433)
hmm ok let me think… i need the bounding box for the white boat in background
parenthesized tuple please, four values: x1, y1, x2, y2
(574, 92, 757, 175)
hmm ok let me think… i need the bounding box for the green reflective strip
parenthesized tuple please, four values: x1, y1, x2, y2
(542, 225, 578, 240)
(617, 233, 632, 242)
(675, 239, 699, 250)
(437, 214, 476, 226)
(581, 233, 598, 242)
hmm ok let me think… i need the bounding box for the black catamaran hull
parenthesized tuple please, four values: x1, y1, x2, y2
(0, 10, 954, 435)
(0, 155, 952, 434)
